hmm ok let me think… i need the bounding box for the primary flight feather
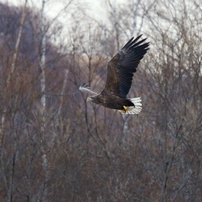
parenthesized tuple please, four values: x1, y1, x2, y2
(79, 35, 149, 114)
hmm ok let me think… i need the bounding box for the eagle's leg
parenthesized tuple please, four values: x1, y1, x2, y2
(123, 106, 127, 111)
(119, 98, 142, 114)
(118, 106, 127, 113)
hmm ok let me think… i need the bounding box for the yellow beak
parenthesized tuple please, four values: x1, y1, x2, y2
(86, 97, 92, 102)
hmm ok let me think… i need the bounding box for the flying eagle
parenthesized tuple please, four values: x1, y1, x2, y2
(79, 35, 149, 114)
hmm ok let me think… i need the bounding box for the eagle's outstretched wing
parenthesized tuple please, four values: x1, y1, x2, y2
(102, 35, 149, 98)
(79, 83, 98, 95)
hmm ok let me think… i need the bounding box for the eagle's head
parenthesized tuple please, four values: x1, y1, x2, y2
(86, 96, 93, 102)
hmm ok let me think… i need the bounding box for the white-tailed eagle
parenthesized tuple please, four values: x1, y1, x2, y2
(79, 35, 149, 114)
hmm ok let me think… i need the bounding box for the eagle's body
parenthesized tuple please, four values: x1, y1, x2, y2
(79, 35, 149, 114)
(89, 92, 133, 110)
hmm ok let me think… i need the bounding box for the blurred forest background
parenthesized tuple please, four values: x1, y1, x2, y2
(0, 0, 201, 201)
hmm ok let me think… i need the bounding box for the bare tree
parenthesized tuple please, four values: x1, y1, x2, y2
(0, 0, 201, 201)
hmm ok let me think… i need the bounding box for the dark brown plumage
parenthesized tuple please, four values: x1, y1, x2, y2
(80, 35, 149, 114)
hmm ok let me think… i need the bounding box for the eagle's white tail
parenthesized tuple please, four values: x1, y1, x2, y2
(119, 97, 142, 115)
